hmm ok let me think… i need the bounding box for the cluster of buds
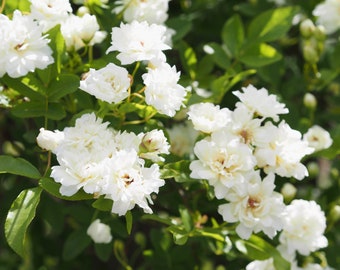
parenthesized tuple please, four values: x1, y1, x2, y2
(300, 19, 326, 64)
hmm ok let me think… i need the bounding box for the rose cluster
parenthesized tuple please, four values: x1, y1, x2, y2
(187, 85, 332, 267)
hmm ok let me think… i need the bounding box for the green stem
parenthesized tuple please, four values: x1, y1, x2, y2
(0, 0, 5, 14)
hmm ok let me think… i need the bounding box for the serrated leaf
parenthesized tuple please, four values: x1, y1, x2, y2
(0, 155, 41, 179)
(62, 229, 91, 261)
(247, 6, 299, 43)
(222, 14, 245, 57)
(161, 160, 192, 183)
(11, 101, 66, 120)
(5, 187, 42, 257)
(39, 177, 94, 201)
(240, 43, 282, 67)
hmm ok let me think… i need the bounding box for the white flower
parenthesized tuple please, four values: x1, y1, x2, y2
(187, 102, 231, 133)
(255, 121, 314, 180)
(303, 125, 333, 152)
(227, 103, 263, 146)
(51, 113, 117, 196)
(313, 0, 340, 34)
(47, 113, 165, 215)
(29, 0, 72, 32)
(233, 84, 288, 122)
(190, 131, 256, 199)
(218, 172, 285, 240)
(139, 129, 170, 162)
(102, 150, 165, 216)
(106, 21, 171, 65)
(80, 63, 130, 104)
(143, 63, 189, 117)
(0, 11, 54, 78)
(87, 219, 112, 244)
(246, 258, 275, 270)
(36, 128, 65, 152)
(167, 122, 198, 157)
(113, 0, 170, 25)
(279, 199, 328, 256)
(61, 14, 107, 51)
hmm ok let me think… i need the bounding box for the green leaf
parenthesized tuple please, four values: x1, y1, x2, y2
(166, 16, 193, 42)
(95, 243, 112, 262)
(329, 42, 340, 70)
(62, 229, 91, 261)
(0, 155, 41, 179)
(141, 214, 173, 226)
(161, 160, 192, 183)
(205, 42, 231, 69)
(11, 101, 66, 120)
(39, 177, 94, 201)
(92, 196, 113, 211)
(239, 43, 282, 67)
(247, 6, 299, 43)
(5, 187, 42, 257)
(4, 0, 30, 13)
(177, 41, 197, 80)
(222, 14, 245, 57)
(0, 75, 45, 101)
(125, 211, 133, 235)
(210, 69, 256, 103)
(179, 206, 192, 232)
(48, 74, 80, 101)
(236, 235, 290, 270)
(168, 225, 188, 245)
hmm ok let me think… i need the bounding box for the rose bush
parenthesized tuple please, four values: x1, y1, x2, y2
(0, 0, 339, 269)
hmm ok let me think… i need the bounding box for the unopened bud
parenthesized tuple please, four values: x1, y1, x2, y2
(303, 93, 317, 109)
(300, 19, 315, 38)
(77, 6, 90, 17)
(307, 161, 319, 178)
(314, 25, 326, 41)
(303, 43, 319, 64)
(281, 183, 297, 202)
(329, 205, 340, 223)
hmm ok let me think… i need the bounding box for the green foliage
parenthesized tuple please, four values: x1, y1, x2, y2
(5, 187, 42, 258)
(0, 0, 339, 269)
(0, 155, 41, 179)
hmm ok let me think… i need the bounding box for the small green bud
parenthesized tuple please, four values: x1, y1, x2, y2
(281, 183, 297, 202)
(303, 93, 317, 109)
(77, 6, 90, 17)
(300, 19, 315, 38)
(314, 25, 326, 41)
(329, 205, 340, 223)
(303, 43, 319, 64)
(307, 161, 319, 178)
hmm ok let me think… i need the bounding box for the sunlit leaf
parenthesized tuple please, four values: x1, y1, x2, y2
(240, 43, 282, 67)
(222, 14, 245, 57)
(247, 6, 299, 43)
(5, 187, 42, 257)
